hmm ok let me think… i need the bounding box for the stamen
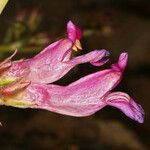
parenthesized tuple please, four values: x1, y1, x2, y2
(72, 39, 82, 51)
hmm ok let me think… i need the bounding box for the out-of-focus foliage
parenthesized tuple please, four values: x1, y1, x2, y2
(1, 8, 49, 53)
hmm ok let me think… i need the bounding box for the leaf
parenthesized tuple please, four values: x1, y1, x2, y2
(0, 0, 8, 15)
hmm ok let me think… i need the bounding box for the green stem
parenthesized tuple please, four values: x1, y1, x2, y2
(0, 45, 43, 53)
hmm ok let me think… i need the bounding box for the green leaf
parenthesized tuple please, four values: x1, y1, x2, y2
(0, 0, 8, 14)
(0, 78, 15, 86)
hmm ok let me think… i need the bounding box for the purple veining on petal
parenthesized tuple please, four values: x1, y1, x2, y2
(104, 92, 144, 123)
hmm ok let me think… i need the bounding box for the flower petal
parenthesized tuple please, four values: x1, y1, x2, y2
(28, 49, 109, 83)
(0, 58, 30, 82)
(67, 21, 83, 51)
(1, 53, 143, 123)
(2, 83, 106, 117)
(68, 53, 128, 97)
(28, 40, 74, 82)
(104, 92, 144, 123)
(33, 39, 73, 62)
(67, 20, 82, 43)
(68, 49, 109, 66)
(3, 53, 127, 116)
(1, 22, 110, 84)
(111, 52, 128, 72)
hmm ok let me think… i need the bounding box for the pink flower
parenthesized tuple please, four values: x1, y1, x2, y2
(0, 21, 109, 84)
(0, 21, 144, 123)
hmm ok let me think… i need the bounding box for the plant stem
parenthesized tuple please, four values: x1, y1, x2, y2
(0, 45, 43, 53)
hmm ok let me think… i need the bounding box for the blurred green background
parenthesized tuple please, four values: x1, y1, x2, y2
(0, 0, 149, 149)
